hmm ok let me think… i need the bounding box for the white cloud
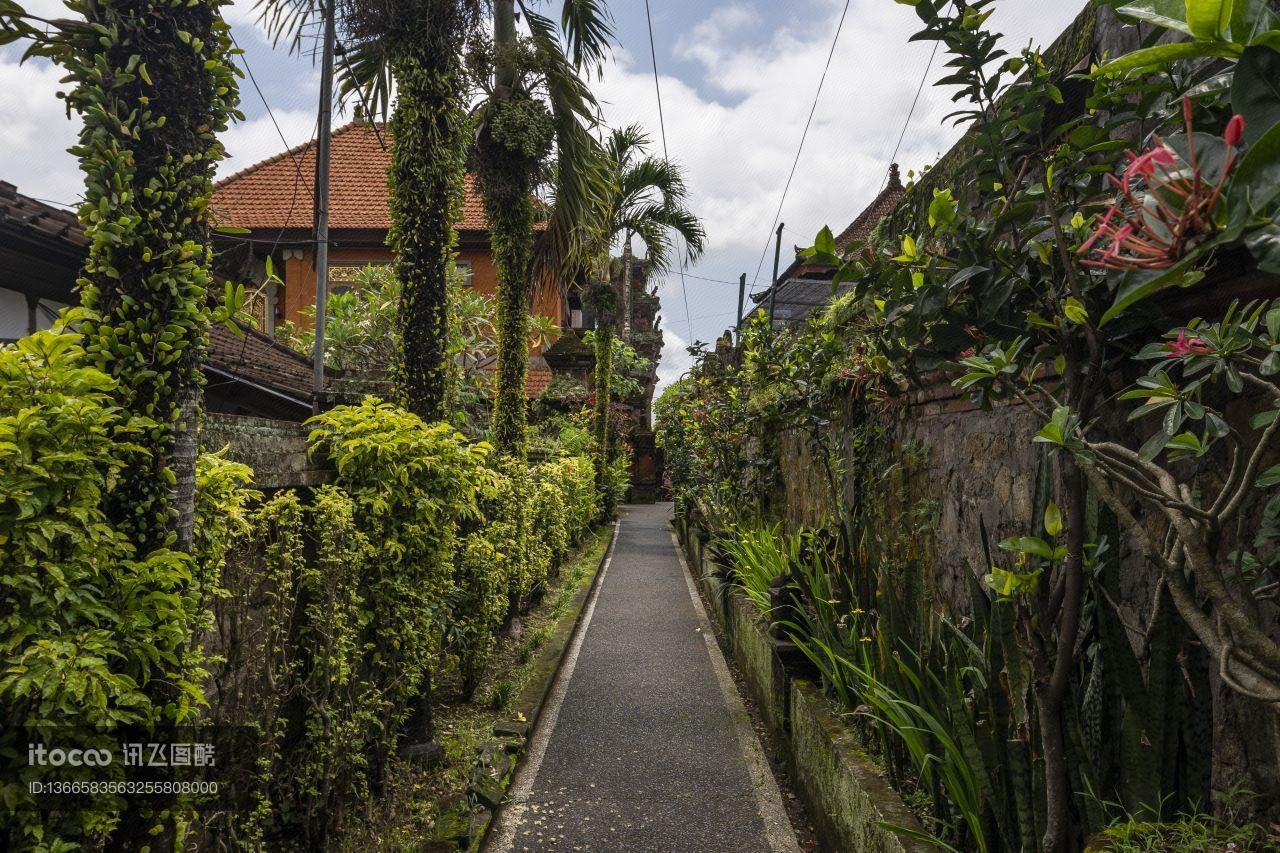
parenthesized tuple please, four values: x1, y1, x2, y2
(0, 54, 82, 206)
(654, 315, 696, 401)
(596, 0, 1090, 377)
(218, 106, 318, 178)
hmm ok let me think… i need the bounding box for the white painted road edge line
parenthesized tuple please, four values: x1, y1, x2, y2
(671, 531, 803, 853)
(485, 518, 621, 853)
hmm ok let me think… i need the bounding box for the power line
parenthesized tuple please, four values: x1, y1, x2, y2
(879, 3, 949, 193)
(229, 32, 317, 256)
(643, 0, 693, 342)
(231, 33, 313, 208)
(749, 0, 851, 291)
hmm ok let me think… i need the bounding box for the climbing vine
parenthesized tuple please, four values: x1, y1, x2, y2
(384, 0, 475, 423)
(474, 90, 553, 460)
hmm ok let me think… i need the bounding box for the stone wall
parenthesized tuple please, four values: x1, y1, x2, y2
(201, 412, 330, 489)
(771, 373, 1280, 815)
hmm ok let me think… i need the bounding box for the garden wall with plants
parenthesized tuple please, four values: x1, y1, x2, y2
(0, 321, 603, 850)
(659, 2, 1280, 851)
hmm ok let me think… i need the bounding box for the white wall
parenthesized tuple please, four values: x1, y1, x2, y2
(0, 288, 65, 340)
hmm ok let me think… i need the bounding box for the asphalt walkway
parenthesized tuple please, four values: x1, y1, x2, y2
(487, 503, 799, 853)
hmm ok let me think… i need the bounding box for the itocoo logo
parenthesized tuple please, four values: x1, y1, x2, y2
(28, 744, 113, 767)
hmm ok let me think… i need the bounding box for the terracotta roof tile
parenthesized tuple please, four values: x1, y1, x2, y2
(524, 360, 553, 398)
(832, 163, 905, 252)
(211, 122, 489, 232)
(0, 181, 87, 249)
(207, 322, 314, 401)
(478, 356, 554, 399)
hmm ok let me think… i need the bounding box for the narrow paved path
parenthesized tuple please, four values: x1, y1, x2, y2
(488, 503, 799, 853)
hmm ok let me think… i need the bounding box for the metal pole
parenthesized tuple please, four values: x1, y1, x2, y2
(735, 272, 746, 336)
(311, 1, 336, 412)
(767, 222, 784, 328)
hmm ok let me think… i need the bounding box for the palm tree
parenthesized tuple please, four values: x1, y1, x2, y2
(588, 125, 705, 509)
(471, 0, 615, 461)
(256, 0, 482, 423)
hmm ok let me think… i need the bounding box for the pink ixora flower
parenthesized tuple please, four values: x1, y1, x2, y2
(1079, 98, 1244, 271)
(1166, 328, 1212, 358)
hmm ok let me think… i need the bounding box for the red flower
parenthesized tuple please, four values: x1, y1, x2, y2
(1079, 98, 1245, 271)
(1225, 114, 1245, 147)
(1166, 328, 1212, 358)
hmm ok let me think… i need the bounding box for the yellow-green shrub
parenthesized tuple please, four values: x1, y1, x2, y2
(0, 329, 204, 850)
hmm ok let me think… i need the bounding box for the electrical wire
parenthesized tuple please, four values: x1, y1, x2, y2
(879, 3, 949, 193)
(748, 0, 851, 291)
(643, 0, 695, 342)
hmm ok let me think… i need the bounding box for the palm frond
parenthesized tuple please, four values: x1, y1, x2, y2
(522, 3, 615, 285)
(555, 0, 615, 77)
(606, 123, 650, 166)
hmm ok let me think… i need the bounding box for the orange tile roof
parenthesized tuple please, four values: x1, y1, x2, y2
(211, 122, 489, 232)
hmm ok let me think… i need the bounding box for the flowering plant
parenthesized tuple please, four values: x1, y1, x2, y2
(1079, 99, 1244, 271)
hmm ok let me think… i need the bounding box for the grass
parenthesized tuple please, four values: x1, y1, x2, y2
(1094, 814, 1277, 851)
(716, 522, 803, 615)
(337, 524, 613, 851)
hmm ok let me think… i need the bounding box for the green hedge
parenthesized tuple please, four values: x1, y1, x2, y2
(1, 336, 602, 849)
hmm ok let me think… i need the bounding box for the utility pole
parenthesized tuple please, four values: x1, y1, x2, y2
(311, 0, 336, 412)
(735, 273, 746, 336)
(767, 222, 784, 329)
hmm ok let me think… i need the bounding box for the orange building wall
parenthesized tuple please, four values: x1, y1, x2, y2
(280, 246, 565, 355)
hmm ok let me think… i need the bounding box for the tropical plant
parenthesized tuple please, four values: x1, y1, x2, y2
(584, 124, 705, 505)
(468, 0, 615, 460)
(307, 398, 490, 752)
(279, 263, 402, 371)
(0, 324, 205, 850)
(715, 523, 799, 614)
(256, 0, 483, 423)
(4, 0, 242, 844)
(664, 1, 1280, 849)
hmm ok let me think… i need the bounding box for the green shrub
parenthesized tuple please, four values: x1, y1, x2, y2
(307, 397, 489, 748)
(716, 523, 799, 615)
(450, 514, 508, 700)
(0, 327, 203, 849)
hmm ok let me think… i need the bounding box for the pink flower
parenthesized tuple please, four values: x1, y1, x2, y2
(1079, 97, 1243, 271)
(1166, 328, 1212, 358)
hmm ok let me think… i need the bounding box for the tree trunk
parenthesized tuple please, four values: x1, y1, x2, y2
(621, 239, 634, 343)
(56, 1, 239, 847)
(589, 280, 617, 516)
(476, 2, 548, 460)
(390, 4, 469, 423)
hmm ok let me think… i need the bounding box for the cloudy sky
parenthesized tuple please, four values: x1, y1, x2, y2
(1, 0, 1087, 390)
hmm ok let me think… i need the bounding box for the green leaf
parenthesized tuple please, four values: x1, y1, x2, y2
(1233, 117, 1280, 211)
(813, 225, 836, 256)
(1247, 225, 1280, 274)
(1101, 260, 1206, 325)
(1063, 297, 1089, 324)
(928, 189, 957, 230)
(1044, 502, 1063, 538)
(1257, 464, 1280, 487)
(1187, 0, 1233, 40)
(1231, 46, 1280, 147)
(1116, 0, 1193, 34)
(1093, 40, 1242, 75)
